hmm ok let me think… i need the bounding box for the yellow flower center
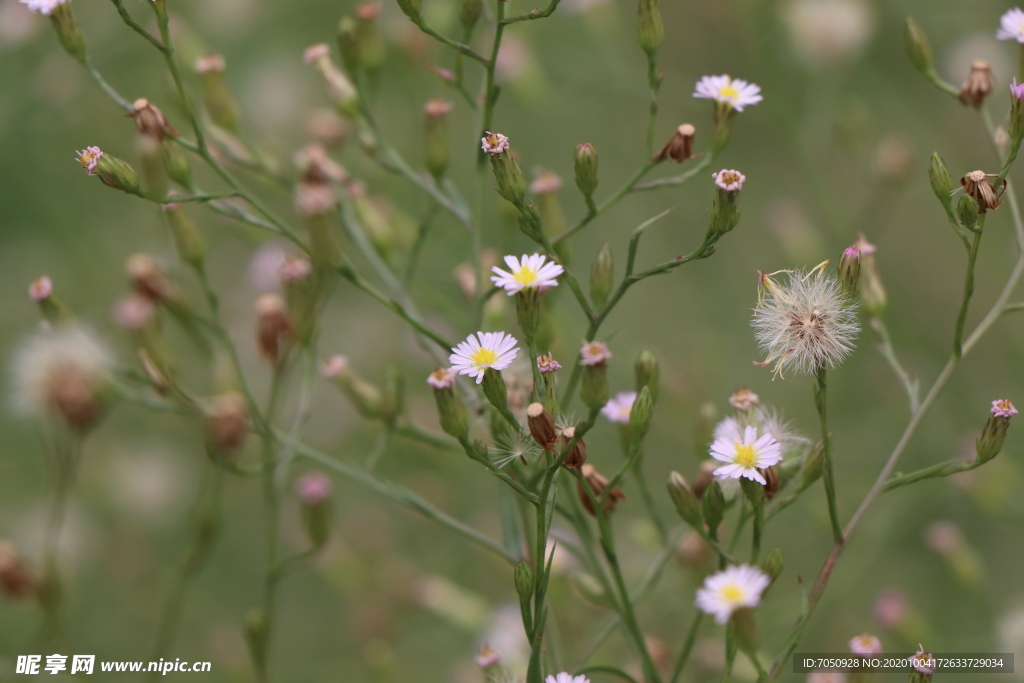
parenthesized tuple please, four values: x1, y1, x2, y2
(720, 84, 740, 101)
(720, 583, 744, 602)
(514, 266, 539, 286)
(733, 442, 758, 468)
(470, 348, 498, 367)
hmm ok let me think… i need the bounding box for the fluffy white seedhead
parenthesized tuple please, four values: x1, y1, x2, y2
(752, 267, 859, 377)
(11, 325, 113, 419)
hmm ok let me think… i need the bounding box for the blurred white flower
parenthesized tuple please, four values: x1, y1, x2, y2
(693, 75, 762, 112)
(695, 564, 770, 624)
(782, 0, 874, 68)
(18, 0, 65, 15)
(0, 0, 40, 47)
(998, 8, 1024, 43)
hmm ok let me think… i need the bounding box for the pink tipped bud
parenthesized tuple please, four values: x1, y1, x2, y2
(296, 471, 333, 504)
(113, 294, 155, 330)
(29, 277, 53, 302)
(475, 644, 501, 669)
(320, 355, 349, 379)
(728, 387, 759, 411)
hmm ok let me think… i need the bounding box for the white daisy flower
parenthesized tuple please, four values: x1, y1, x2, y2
(693, 74, 763, 112)
(998, 8, 1024, 43)
(19, 0, 68, 15)
(546, 674, 590, 683)
(449, 332, 519, 383)
(752, 266, 859, 377)
(710, 422, 782, 485)
(695, 564, 771, 624)
(490, 253, 564, 295)
(601, 392, 636, 423)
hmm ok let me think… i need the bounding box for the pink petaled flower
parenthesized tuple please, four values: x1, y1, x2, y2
(29, 276, 53, 302)
(427, 367, 457, 389)
(113, 294, 155, 331)
(481, 132, 510, 155)
(912, 647, 936, 675)
(693, 74, 763, 111)
(728, 388, 759, 411)
(997, 8, 1024, 43)
(475, 643, 501, 669)
(296, 471, 333, 504)
(579, 340, 611, 366)
(1012, 78, 1024, 100)
(992, 399, 1018, 418)
(601, 392, 636, 424)
(75, 147, 103, 175)
(279, 256, 312, 284)
(537, 353, 561, 373)
(19, 0, 68, 15)
(530, 171, 563, 195)
(848, 633, 882, 656)
(194, 53, 226, 74)
(303, 43, 331, 65)
(713, 169, 746, 192)
(320, 355, 349, 379)
(854, 233, 877, 255)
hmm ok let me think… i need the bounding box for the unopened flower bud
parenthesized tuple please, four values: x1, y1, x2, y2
(355, 3, 385, 75)
(322, 356, 384, 419)
(578, 464, 625, 516)
(637, 0, 664, 58)
(928, 152, 953, 212)
(527, 402, 558, 452)
(426, 368, 467, 438)
(800, 438, 826, 491)
(910, 647, 935, 682)
(838, 246, 861, 296)
(305, 44, 359, 117)
(629, 385, 654, 447)
(380, 365, 404, 425)
(903, 17, 934, 78)
(337, 16, 361, 74)
(395, 0, 422, 23)
(481, 367, 511, 416)
(560, 425, 588, 468)
(957, 194, 980, 231)
(194, 54, 240, 132)
(959, 60, 994, 109)
(731, 607, 760, 656)
(206, 392, 249, 453)
(475, 644, 501, 670)
(255, 293, 294, 364)
(460, 0, 482, 30)
(537, 354, 560, 412)
(75, 147, 140, 195)
(634, 350, 660, 403)
(162, 202, 207, 266)
(976, 399, 1016, 463)
(701, 480, 725, 532)
(590, 243, 614, 310)
(574, 142, 599, 200)
(130, 98, 178, 141)
(424, 99, 452, 181)
(760, 546, 784, 584)
(654, 123, 695, 163)
(483, 133, 526, 205)
(728, 388, 758, 412)
(667, 471, 703, 528)
(581, 362, 609, 412)
(707, 169, 744, 239)
(162, 141, 192, 188)
(740, 475, 765, 507)
(127, 253, 172, 302)
(296, 471, 333, 550)
(29, 276, 72, 324)
(48, 2, 87, 64)
(0, 541, 37, 599)
(855, 234, 887, 318)
(514, 559, 533, 604)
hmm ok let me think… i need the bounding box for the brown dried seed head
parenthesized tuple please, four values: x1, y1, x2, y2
(206, 392, 249, 453)
(46, 362, 101, 430)
(961, 170, 1005, 212)
(256, 293, 295, 363)
(654, 123, 696, 163)
(527, 402, 558, 452)
(130, 98, 179, 140)
(126, 253, 172, 302)
(561, 426, 588, 468)
(959, 60, 994, 109)
(0, 540, 37, 599)
(692, 460, 717, 498)
(761, 465, 781, 500)
(577, 464, 625, 517)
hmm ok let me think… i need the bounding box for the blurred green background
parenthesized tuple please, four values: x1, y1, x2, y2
(1, 0, 1023, 680)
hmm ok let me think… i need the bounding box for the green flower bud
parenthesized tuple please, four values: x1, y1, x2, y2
(574, 142, 599, 199)
(515, 288, 541, 343)
(856, 237, 887, 318)
(75, 147, 140, 195)
(322, 356, 383, 419)
(424, 99, 452, 182)
(957, 194, 980, 231)
(799, 438, 826, 491)
(194, 54, 240, 132)
(514, 559, 534, 601)
(838, 246, 861, 296)
(1012, 85, 1024, 145)
(904, 17, 934, 78)
(481, 368, 511, 415)
(355, 3, 385, 75)
(50, 3, 87, 64)
(296, 472, 334, 550)
(161, 141, 193, 188)
(428, 369, 469, 438)
(637, 0, 664, 58)
(739, 476, 764, 508)
(760, 546, 784, 584)
(977, 399, 1017, 463)
(29, 277, 72, 325)
(395, 0, 422, 23)
(460, 0, 483, 30)
(350, 184, 394, 260)
(628, 386, 654, 447)
(667, 472, 703, 528)
(486, 137, 526, 206)
(337, 16, 361, 74)
(163, 202, 207, 266)
(928, 152, 953, 211)
(701, 480, 725, 533)
(731, 607, 760, 656)
(634, 350, 660, 403)
(707, 170, 744, 240)
(581, 364, 610, 412)
(590, 243, 614, 310)
(380, 365, 404, 425)
(304, 44, 359, 117)
(137, 135, 167, 201)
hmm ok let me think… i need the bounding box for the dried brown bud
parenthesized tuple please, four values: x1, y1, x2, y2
(560, 425, 588, 468)
(959, 60, 994, 109)
(255, 293, 294, 363)
(654, 123, 696, 163)
(47, 362, 102, 430)
(126, 253, 173, 302)
(760, 465, 781, 500)
(692, 460, 716, 498)
(527, 402, 558, 452)
(206, 392, 249, 453)
(577, 464, 626, 517)
(961, 170, 1006, 213)
(0, 540, 37, 599)
(130, 98, 179, 141)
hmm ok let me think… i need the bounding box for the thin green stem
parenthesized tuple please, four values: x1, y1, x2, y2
(813, 368, 843, 543)
(669, 613, 704, 683)
(501, 0, 563, 24)
(869, 317, 919, 414)
(953, 228, 983, 359)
